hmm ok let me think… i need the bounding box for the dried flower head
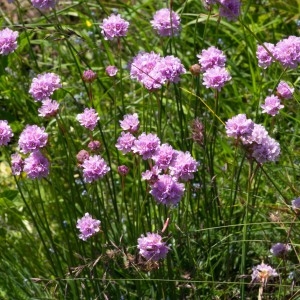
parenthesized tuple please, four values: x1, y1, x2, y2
(11, 153, 24, 175)
(189, 64, 201, 76)
(76, 150, 90, 166)
(191, 118, 205, 145)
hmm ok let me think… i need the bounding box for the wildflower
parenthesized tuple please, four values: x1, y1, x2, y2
(202, 66, 231, 91)
(261, 95, 283, 116)
(225, 114, 254, 139)
(82, 69, 97, 83)
(191, 118, 205, 146)
(105, 66, 118, 77)
(115, 132, 136, 154)
(18, 125, 48, 154)
(38, 99, 59, 118)
(158, 55, 186, 83)
(76, 108, 99, 131)
(76, 213, 101, 241)
(141, 165, 161, 184)
(88, 140, 101, 152)
(119, 113, 139, 133)
(270, 243, 291, 257)
(150, 174, 185, 206)
(0, 120, 13, 146)
(76, 150, 90, 166)
(241, 123, 269, 145)
(256, 43, 275, 69)
(132, 133, 160, 160)
(150, 8, 181, 37)
(29, 73, 62, 102)
(24, 151, 50, 179)
(152, 143, 176, 170)
(197, 46, 226, 71)
(218, 0, 242, 22)
(137, 232, 169, 261)
(11, 153, 24, 175)
(31, 0, 56, 9)
(251, 136, 280, 164)
(0, 28, 18, 55)
(291, 197, 300, 212)
(100, 14, 129, 40)
(251, 262, 278, 286)
(276, 81, 294, 99)
(189, 64, 201, 76)
(118, 165, 129, 176)
(82, 154, 110, 183)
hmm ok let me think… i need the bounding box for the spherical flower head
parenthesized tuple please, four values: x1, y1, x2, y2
(119, 113, 139, 133)
(251, 136, 280, 164)
(0, 28, 18, 56)
(274, 36, 300, 69)
(100, 14, 129, 40)
(241, 123, 269, 145)
(158, 55, 186, 83)
(24, 151, 50, 179)
(152, 143, 176, 170)
(18, 125, 48, 154)
(82, 155, 110, 183)
(11, 153, 24, 175)
(137, 232, 169, 261)
(29, 73, 61, 102)
(115, 132, 136, 154)
(141, 165, 161, 184)
(256, 43, 275, 69)
(118, 165, 129, 176)
(291, 197, 300, 213)
(76, 150, 90, 166)
(170, 151, 199, 181)
(218, 0, 241, 22)
(76, 213, 101, 241)
(151, 8, 181, 37)
(0, 120, 13, 146)
(150, 174, 185, 206)
(197, 46, 226, 71)
(225, 114, 254, 139)
(105, 66, 118, 77)
(251, 262, 278, 286)
(76, 108, 99, 131)
(88, 140, 101, 152)
(276, 81, 294, 99)
(132, 133, 160, 160)
(261, 95, 283, 116)
(202, 66, 231, 91)
(38, 98, 59, 118)
(270, 243, 291, 257)
(31, 0, 56, 9)
(82, 69, 97, 83)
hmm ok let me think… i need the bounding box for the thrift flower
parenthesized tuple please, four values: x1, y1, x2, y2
(256, 43, 275, 69)
(150, 8, 181, 37)
(189, 64, 201, 76)
(76, 150, 90, 166)
(132, 133, 160, 160)
(251, 262, 278, 286)
(82, 155, 110, 183)
(261, 95, 283, 116)
(119, 113, 139, 133)
(152, 143, 176, 170)
(276, 81, 294, 99)
(241, 123, 269, 145)
(291, 197, 300, 212)
(24, 151, 50, 179)
(270, 243, 291, 257)
(88, 140, 101, 152)
(137, 232, 169, 261)
(251, 136, 280, 164)
(11, 153, 24, 175)
(38, 99, 59, 118)
(0, 28, 18, 55)
(158, 55, 186, 83)
(115, 132, 136, 154)
(118, 165, 129, 176)
(105, 66, 118, 77)
(31, 0, 56, 9)
(82, 69, 97, 83)
(76, 213, 101, 241)
(218, 0, 241, 22)
(141, 166, 161, 184)
(202, 66, 231, 91)
(197, 46, 226, 71)
(100, 14, 129, 40)
(225, 114, 254, 139)
(76, 108, 99, 131)
(0, 120, 13, 146)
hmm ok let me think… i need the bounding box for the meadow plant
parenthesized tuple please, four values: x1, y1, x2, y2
(0, 28, 18, 55)
(100, 14, 129, 40)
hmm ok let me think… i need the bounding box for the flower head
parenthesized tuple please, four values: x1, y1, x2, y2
(38, 99, 59, 118)
(251, 136, 280, 164)
(151, 8, 181, 37)
(256, 43, 275, 69)
(31, 0, 56, 9)
(202, 66, 231, 91)
(158, 55, 186, 83)
(0, 28, 18, 55)
(11, 153, 24, 175)
(270, 243, 291, 257)
(118, 165, 129, 176)
(100, 14, 129, 40)
(251, 262, 278, 286)
(76, 150, 90, 166)
(225, 114, 254, 139)
(152, 143, 176, 170)
(82, 155, 110, 183)
(76, 213, 101, 241)
(82, 69, 97, 83)
(88, 140, 101, 152)
(132, 133, 160, 160)
(276, 81, 294, 99)
(76, 108, 99, 131)
(105, 65, 118, 77)
(291, 197, 300, 212)
(261, 95, 283, 116)
(137, 232, 169, 261)
(0, 120, 13, 146)
(119, 113, 139, 133)
(197, 46, 226, 71)
(29, 73, 61, 102)
(115, 132, 136, 154)
(191, 118, 205, 145)
(24, 151, 50, 179)
(218, 0, 241, 22)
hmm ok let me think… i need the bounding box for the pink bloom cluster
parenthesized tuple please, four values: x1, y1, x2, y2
(100, 14, 129, 40)
(270, 243, 291, 257)
(81, 155, 110, 183)
(11, 153, 24, 175)
(105, 66, 118, 77)
(82, 69, 97, 83)
(204, 0, 241, 22)
(0, 28, 18, 56)
(76, 108, 99, 131)
(276, 81, 294, 100)
(0, 120, 13, 146)
(129, 51, 186, 91)
(251, 262, 278, 286)
(23, 151, 50, 179)
(76, 213, 101, 241)
(31, 0, 56, 10)
(261, 95, 283, 116)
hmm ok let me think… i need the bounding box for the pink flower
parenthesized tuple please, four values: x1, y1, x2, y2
(152, 143, 176, 170)
(31, 0, 56, 9)
(132, 133, 160, 160)
(0, 28, 18, 55)
(202, 66, 231, 91)
(119, 113, 139, 133)
(38, 99, 59, 118)
(76, 213, 101, 241)
(0, 120, 13, 146)
(11, 153, 24, 175)
(105, 66, 118, 77)
(197, 46, 226, 71)
(115, 132, 136, 154)
(82, 69, 97, 83)
(82, 155, 110, 183)
(251, 262, 278, 286)
(76, 108, 99, 131)
(24, 151, 50, 179)
(100, 14, 129, 40)
(261, 95, 283, 116)
(218, 0, 241, 22)
(225, 114, 254, 139)
(276, 81, 294, 99)
(256, 43, 275, 69)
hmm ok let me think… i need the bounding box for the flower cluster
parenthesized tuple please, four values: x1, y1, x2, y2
(11, 153, 24, 175)
(0, 28, 19, 56)
(105, 66, 118, 77)
(31, 0, 56, 10)
(0, 120, 13, 146)
(276, 81, 294, 100)
(270, 243, 291, 258)
(82, 69, 97, 83)
(100, 14, 129, 40)
(76, 213, 101, 241)
(225, 114, 280, 164)
(261, 95, 283, 116)
(76, 108, 99, 131)
(204, 0, 241, 22)
(129, 51, 186, 91)
(23, 151, 50, 179)
(38, 99, 59, 118)
(251, 262, 278, 286)
(81, 155, 110, 183)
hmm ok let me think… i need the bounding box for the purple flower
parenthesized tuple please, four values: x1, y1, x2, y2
(276, 81, 294, 99)
(251, 136, 280, 164)
(31, 0, 56, 9)
(152, 143, 176, 170)
(82, 155, 110, 183)
(137, 232, 169, 261)
(225, 114, 254, 139)
(218, 0, 241, 21)
(100, 14, 129, 40)
(18, 125, 48, 154)
(29, 73, 61, 101)
(169, 151, 199, 181)
(251, 262, 278, 286)
(24, 151, 50, 179)
(274, 36, 300, 69)
(261, 95, 283, 116)
(82, 69, 97, 83)
(76, 150, 90, 165)
(241, 124, 269, 145)
(115, 132, 136, 154)
(38, 99, 59, 118)
(270, 243, 291, 257)
(291, 197, 300, 212)
(88, 140, 101, 152)
(76, 108, 99, 131)
(0, 120, 13, 146)
(158, 55, 186, 83)
(119, 113, 139, 133)
(256, 43, 275, 69)
(131, 133, 160, 160)
(11, 153, 24, 175)
(118, 165, 129, 176)
(150, 174, 185, 206)
(141, 165, 161, 184)
(76, 213, 101, 241)
(0, 28, 18, 55)
(150, 8, 181, 37)
(202, 66, 231, 91)
(105, 66, 118, 77)
(197, 46, 226, 71)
